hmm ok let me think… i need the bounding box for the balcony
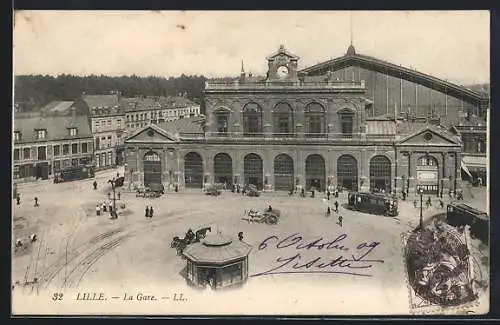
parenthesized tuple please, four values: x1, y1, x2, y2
(205, 80, 366, 92)
(178, 131, 395, 143)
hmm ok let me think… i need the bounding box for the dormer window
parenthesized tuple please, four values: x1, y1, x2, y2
(69, 128, 78, 136)
(14, 131, 21, 141)
(37, 129, 47, 139)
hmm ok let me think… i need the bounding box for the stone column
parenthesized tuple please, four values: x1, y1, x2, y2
(360, 149, 370, 192)
(233, 151, 244, 186)
(263, 149, 274, 191)
(408, 151, 416, 194)
(296, 149, 306, 189)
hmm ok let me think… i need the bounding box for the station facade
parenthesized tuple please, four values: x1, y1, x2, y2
(124, 45, 466, 196)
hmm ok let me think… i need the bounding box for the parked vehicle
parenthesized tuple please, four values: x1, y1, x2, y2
(57, 165, 95, 183)
(245, 184, 260, 197)
(242, 208, 281, 225)
(347, 191, 398, 217)
(446, 203, 489, 243)
(205, 184, 222, 196)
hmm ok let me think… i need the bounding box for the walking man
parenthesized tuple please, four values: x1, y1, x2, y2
(439, 199, 444, 209)
(337, 215, 343, 227)
(93, 180, 97, 190)
(96, 204, 101, 216)
(149, 206, 154, 219)
(145, 206, 149, 218)
(327, 190, 331, 201)
(34, 197, 39, 207)
(326, 206, 331, 216)
(334, 201, 339, 213)
(102, 202, 107, 212)
(117, 192, 121, 200)
(16, 195, 20, 205)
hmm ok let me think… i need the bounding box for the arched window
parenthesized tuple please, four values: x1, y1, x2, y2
(244, 153, 263, 189)
(143, 151, 162, 186)
(305, 154, 326, 191)
(214, 153, 233, 184)
(273, 102, 293, 136)
(274, 154, 294, 190)
(214, 108, 231, 135)
(369, 155, 391, 193)
(337, 155, 358, 191)
(305, 103, 325, 138)
(184, 152, 203, 188)
(243, 102, 262, 136)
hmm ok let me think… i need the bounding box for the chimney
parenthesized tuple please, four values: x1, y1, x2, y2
(240, 60, 246, 84)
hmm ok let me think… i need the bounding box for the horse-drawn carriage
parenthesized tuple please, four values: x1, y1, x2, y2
(135, 183, 165, 198)
(242, 208, 281, 225)
(170, 226, 212, 255)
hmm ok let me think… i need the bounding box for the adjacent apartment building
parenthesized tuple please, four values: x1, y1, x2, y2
(13, 103, 93, 181)
(123, 95, 201, 130)
(75, 92, 126, 169)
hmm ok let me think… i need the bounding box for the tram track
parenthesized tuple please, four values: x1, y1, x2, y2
(41, 209, 199, 290)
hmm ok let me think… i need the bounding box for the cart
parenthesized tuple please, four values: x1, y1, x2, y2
(242, 208, 281, 225)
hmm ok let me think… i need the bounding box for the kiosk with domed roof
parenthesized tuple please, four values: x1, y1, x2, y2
(182, 232, 252, 290)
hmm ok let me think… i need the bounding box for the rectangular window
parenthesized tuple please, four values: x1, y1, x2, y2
(53, 145, 60, 156)
(95, 137, 100, 150)
(69, 128, 77, 136)
(217, 114, 228, 134)
(63, 144, 70, 155)
(38, 146, 47, 160)
(14, 149, 20, 161)
(107, 136, 112, 147)
(309, 116, 322, 134)
(37, 129, 46, 139)
(107, 120, 111, 126)
(341, 114, 354, 137)
(101, 120, 106, 127)
(23, 148, 31, 159)
(71, 143, 78, 154)
(82, 143, 88, 153)
(14, 132, 21, 141)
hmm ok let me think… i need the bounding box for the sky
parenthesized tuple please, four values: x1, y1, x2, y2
(13, 11, 490, 85)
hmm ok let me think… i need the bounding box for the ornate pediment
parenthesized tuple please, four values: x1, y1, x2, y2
(397, 127, 460, 146)
(125, 125, 178, 144)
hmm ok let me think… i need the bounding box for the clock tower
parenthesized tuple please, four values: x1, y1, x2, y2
(266, 45, 300, 82)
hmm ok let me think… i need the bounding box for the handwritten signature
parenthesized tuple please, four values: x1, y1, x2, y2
(250, 233, 384, 277)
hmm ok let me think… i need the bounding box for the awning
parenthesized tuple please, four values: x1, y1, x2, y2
(462, 156, 487, 169)
(461, 160, 473, 179)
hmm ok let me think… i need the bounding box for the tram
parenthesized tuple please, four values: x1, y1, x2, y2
(347, 192, 398, 217)
(55, 164, 95, 183)
(446, 203, 489, 243)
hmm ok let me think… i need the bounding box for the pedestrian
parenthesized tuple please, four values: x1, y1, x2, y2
(478, 177, 483, 187)
(238, 232, 244, 241)
(34, 197, 39, 207)
(413, 200, 417, 208)
(107, 192, 111, 200)
(427, 196, 432, 207)
(102, 202, 107, 212)
(439, 199, 444, 209)
(327, 190, 331, 201)
(16, 195, 20, 205)
(149, 206, 154, 218)
(117, 172, 120, 178)
(337, 215, 343, 227)
(268, 205, 273, 212)
(108, 201, 113, 212)
(311, 188, 315, 198)
(93, 180, 97, 190)
(289, 188, 294, 196)
(96, 204, 101, 216)
(335, 189, 339, 198)
(301, 188, 305, 198)
(326, 206, 331, 216)
(175, 184, 179, 193)
(402, 191, 407, 201)
(117, 192, 121, 200)
(109, 204, 113, 214)
(334, 201, 339, 213)
(145, 206, 149, 218)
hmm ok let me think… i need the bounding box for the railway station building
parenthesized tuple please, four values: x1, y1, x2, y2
(124, 45, 488, 196)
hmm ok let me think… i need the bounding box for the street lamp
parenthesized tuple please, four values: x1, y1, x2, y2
(108, 178, 118, 219)
(418, 187, 424, 230)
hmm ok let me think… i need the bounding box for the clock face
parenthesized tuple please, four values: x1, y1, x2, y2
(277, 65, 289, 79)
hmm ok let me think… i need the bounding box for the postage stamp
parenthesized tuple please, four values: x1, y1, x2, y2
(402, 221, 483, 314)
